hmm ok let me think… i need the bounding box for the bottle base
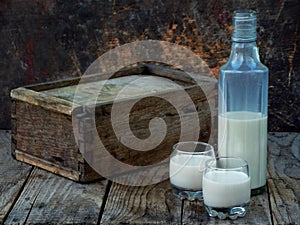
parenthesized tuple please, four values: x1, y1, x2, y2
(251, 185, 265, 196)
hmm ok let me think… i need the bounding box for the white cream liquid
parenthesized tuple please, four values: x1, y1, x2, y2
(218, 111, 267, 189)
(203, 170, 250, 207)
(170, 155, 212, 190)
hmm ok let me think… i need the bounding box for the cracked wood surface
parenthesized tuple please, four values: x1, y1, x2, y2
(0, 130, 299, 224)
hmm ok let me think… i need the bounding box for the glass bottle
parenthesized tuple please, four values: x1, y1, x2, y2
(218, 10, 268, 195)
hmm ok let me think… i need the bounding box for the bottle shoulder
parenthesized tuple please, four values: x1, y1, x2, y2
(220, 61, 269, 72)
(220, 42, 268, 72)
(220, 58, 268, 73)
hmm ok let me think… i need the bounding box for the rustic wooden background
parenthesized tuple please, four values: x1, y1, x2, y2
(1, 0, 299, 131)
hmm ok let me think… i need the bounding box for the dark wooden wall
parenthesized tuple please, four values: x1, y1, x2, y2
(1, 0, 299, 131)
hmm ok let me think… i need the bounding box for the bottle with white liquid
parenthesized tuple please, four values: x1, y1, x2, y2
(218, 10, 268, 195)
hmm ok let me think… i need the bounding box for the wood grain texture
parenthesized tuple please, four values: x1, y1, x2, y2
(267, 132, 300, 225)
(11, 64, 213, 182)
(10, 87, 76, 116)
(14, 150, 80, 181)
(1, 131, 300, 224)
(0, 130, 32, 224)
(75, 84, 213, 179)
(12, 100, 79, 171)
(4, 168, 108, 225)
(100, 179, 182, 224)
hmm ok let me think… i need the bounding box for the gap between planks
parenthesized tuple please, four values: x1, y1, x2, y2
(266, 178, 275, 225)
(0, 130, 33, 224)
(97, 180, 113, 224)
(1, 166, 34, 224)
(4, 168, 108, 224)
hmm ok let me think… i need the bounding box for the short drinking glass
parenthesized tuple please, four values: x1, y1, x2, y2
(169, 141, 215, 201)
(203, 157, 251, 219)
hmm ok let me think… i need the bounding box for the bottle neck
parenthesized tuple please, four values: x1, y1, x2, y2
(230, 41, 258, 55)
(232, 10, 257, 42)
(228, 41, 261, 69)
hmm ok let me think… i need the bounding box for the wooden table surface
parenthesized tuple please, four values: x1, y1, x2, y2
(0, 130, 299, 224)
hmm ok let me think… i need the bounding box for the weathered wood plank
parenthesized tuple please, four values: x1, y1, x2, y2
(100, 179, 182, 224)
(14, 150, 81, 181)
(267, 132, 300, 225)
(12, 100, 82, 174)
(0, 130, 32, 224)
(10, 87, 78, 116)
(4, 168, 108, 224)
(75, 83, 212, 181)
(42, 75, 190, 105)
(2, 130, 299, 224)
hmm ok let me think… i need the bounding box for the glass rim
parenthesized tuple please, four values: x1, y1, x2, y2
(205, 156, 248, 171)
(172, 141, 214, 155)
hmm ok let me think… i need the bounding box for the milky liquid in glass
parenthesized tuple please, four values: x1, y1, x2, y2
(170, 155, 212, 190)
(218, 111, 267, 189)
(203, 170, 250, 208)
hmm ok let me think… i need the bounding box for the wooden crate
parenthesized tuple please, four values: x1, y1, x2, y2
(11, 64, 215, 182)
